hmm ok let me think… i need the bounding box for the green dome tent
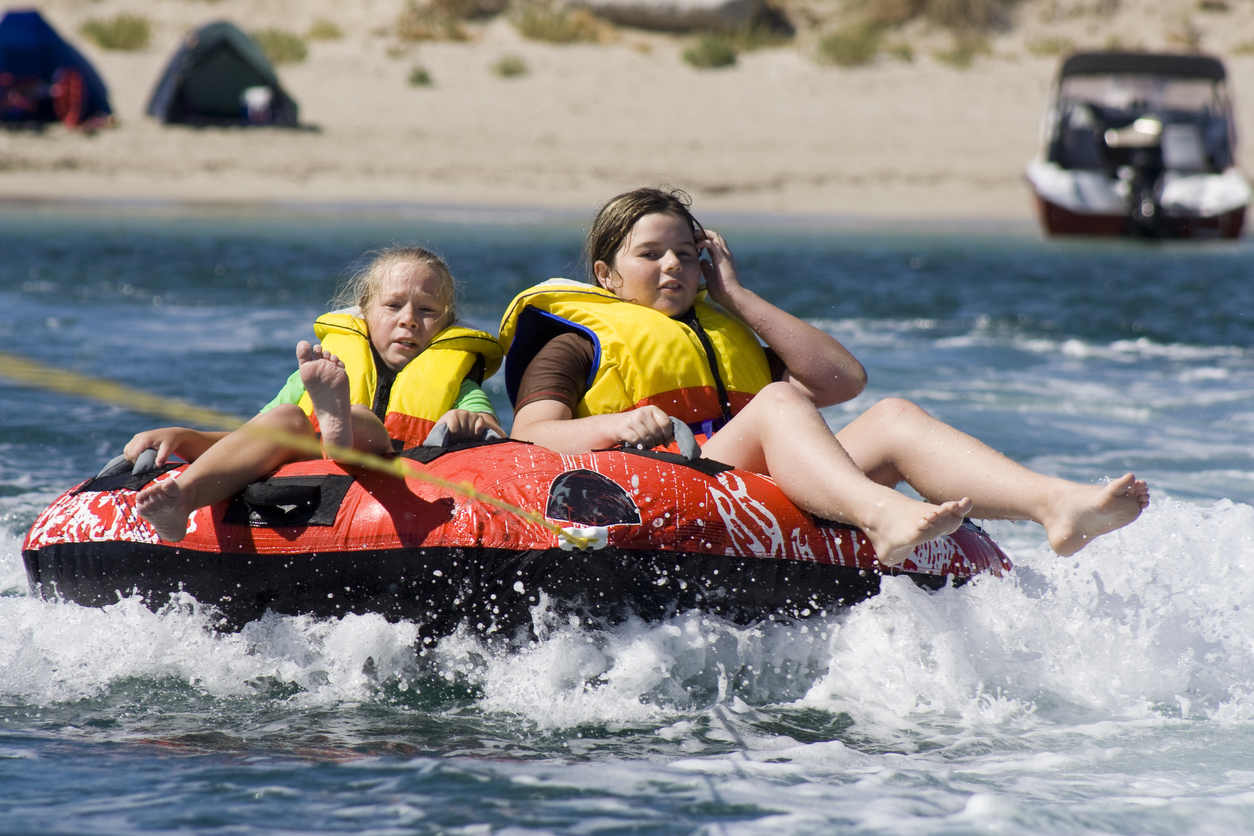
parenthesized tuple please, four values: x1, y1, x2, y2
(146, 21, 298, 126)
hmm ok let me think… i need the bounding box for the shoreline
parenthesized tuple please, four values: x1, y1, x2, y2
(0, 192, 1044, 235)
(7, 0, 1253, 233)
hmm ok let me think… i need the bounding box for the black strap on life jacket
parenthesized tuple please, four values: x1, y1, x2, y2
(679, 307, 733, 425)
(369, 344, 395, 424)
(369, 347, 484, 424)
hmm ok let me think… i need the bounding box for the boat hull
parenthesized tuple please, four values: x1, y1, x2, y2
(22, 440, 1011, 634)
(1034, 194, 1245, 239)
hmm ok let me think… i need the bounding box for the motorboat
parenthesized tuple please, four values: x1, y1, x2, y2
(1025, 51, 1250, 238)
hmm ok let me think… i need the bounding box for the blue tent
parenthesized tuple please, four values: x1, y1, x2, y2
(0, 8, 111, 126)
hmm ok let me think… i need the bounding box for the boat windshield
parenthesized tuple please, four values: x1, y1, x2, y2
(1048, 73, 1234, 172)
(1058, 74, 1226, 115)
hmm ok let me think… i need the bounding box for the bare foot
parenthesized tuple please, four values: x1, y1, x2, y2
(1045, 473, 1149, 556)
(136, 477, 193, 542)
(868, 496, 974, 568)
(297, 340, 353, 457)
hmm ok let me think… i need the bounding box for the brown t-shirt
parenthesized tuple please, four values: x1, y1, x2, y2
(515, 332, 596, 414)
(514, 331, 786, 415)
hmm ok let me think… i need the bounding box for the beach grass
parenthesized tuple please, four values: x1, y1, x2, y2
(431, 0, 509, 19)
(515, 3, 603, 44)
(396, 0, 471, 41)
(396, 0, 507, 39)
(934, 33, 990, 68)
(817, 23, 882, 66)
(306, 19, 344, 41)
(409, 65, 434, 86)
(79, 14, 151, 51)
(493, 54, 528, 77)
(847, 0, 1017, 33)
(252, 28, 309, 64)
(923, 0, 1011, 31)
(683, 35, 737, 69)
(1026, 34, 1074, 56)
(885, 40, 914, 61)
(725, 19, 793, 51)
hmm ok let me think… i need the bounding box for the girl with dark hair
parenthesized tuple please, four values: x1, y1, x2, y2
(501, 187, 1148, 566)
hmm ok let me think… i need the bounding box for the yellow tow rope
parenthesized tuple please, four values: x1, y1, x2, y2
(0, 351, 249, 431)
(0, 351, 589, 549)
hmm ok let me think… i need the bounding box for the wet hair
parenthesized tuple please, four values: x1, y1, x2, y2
(331, 246, 458, 325)
(584, 187, 703, 289)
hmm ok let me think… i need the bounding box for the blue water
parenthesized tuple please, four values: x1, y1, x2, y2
(3, 202, 1254, 834)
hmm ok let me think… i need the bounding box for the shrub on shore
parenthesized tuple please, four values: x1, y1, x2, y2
(306, 20, 344, 41)
(432, 0, 509, 19)
(885, 40, 914, 61)
(79, 14, 151, 51)
(397, 3, 465, 41)
(854, 0, 1014, 32)
(727, 19, 793, 51)
(934, 33, 989, 68)
(1026, 34, 1074, 56)
(817, 23, 882, 66)
(515, 3, 604, 43)
(397, 0, 505, 41)
(683, 35, 737, 68)
(493, 54, 528, 77)
(252, 29, 308, 64)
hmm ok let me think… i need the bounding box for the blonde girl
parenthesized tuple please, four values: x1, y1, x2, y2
(129, 246, 503, 542)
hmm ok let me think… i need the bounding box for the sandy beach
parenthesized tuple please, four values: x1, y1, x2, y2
(5, 0, 1254, 222)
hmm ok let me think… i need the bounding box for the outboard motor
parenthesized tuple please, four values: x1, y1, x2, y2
(1104, 115, 1166, 236)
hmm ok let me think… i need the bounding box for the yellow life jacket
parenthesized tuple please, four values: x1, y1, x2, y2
(498, 280, 771, 434)
(297, 310, 503, 447)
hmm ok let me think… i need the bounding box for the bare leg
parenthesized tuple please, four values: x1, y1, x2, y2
(136, 404, 316, 542)
(835, 397, 1150, 556)
(344, 404, 394, 457)
(701, 383, 973, 566)
(137, 341, 398, 542)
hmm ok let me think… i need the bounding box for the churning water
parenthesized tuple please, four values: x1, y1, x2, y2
(2, 203, 1253, 834)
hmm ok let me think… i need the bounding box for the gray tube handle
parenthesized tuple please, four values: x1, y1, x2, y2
(95, 447, 161, 479)
(423, 423, 451, 448)
(133, 448, 159, 474)
(95, 454, 131, 479)
(669, 417, 702, 461)
(422, 424, 504, 447)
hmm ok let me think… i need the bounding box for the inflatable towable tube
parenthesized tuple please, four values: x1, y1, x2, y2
(22, 439, 1012, 635)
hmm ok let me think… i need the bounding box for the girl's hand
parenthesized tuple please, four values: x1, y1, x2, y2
(123, 427, 199, 467)
(434, 409, 505, 443)
(696, 229, 745, 310)
(612, 406, 674, 450)
(509, 402, 672, 454)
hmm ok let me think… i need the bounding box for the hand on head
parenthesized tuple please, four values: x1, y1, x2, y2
(695, 228, 744, 308)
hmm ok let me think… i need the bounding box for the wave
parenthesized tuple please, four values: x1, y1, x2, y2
(2, 499, 1253, 736)
(811, 316, 1253, 362)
